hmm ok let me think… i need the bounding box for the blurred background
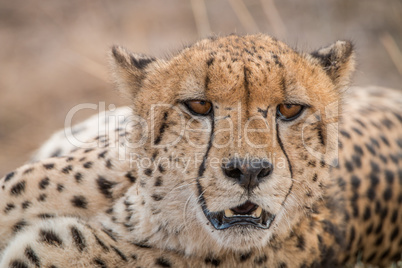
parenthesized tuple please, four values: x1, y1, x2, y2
(0, 0, 401, 176)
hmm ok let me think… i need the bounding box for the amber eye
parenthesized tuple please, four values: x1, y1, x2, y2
(185, 100, 212, 115)
(277, 104, 303, 120)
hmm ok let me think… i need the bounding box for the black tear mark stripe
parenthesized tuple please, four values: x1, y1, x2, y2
(243, 66, 251, 118)
(196, 111, 215, 208)
(154, 112, 168, 145)
(275, 118, 294, 206)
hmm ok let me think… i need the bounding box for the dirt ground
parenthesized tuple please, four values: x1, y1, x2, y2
(0, 0, 401, 176)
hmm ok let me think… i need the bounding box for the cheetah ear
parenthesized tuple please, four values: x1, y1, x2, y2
(110, 45, 157, 97)
(310, 41, 355, 89)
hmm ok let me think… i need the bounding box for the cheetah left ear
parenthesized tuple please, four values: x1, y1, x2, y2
(310, 41, 356, 89)
(110, 45, 158, 98)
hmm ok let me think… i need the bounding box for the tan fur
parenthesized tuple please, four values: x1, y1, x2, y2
(0, 34, 401, 267)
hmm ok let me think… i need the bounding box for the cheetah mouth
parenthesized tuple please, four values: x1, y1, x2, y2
(202, 201, 276, 230)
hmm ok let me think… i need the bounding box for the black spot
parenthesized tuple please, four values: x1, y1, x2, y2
(344, 161, 353, 172)
(25, 246, 40, 267)
(125, 172, 136, 183)
(9, 260, 29, 268)
(390, 226, 399, 241)
(365, 143, 376, 155)
(353, 145, 363, 155)
(278, 263, 288, 268)
(101, 228, 117, 242)
(349, 226, 356, 244)
(10, 181, 26, 196)
(380, 135, 390, 146)
(74, 172, 83, 183)
(206, 57, 215, 67)
(350, 175, 361, 189)
(38, 213, 55, 219)
(363, 206, 371, 221)
(132, 242, 152, 248)
(381, 207, 389, 219)
(375, 234, 384, 246)
(61, 165, 73, 174)
(367, 187, 376, 201)
(152, 194, 163, 201)
(296, 235, 306, 250)
(96, 176, 116, 199)
(254, 255, 268, 265)
(43, 163, 55, 170)
(57, 183, 64, 192)
(106, 159, 113, 169)
(71, 195, 88, 209)
(365, 223, 374, 236)
(4, 171, 15, 182)
(98, 150, 108, 159)
(13, 220, 28, 233)
(370, 172, 380, 187)
(366, 252, 377, 263)
(70, 226, 86, 252)
(155, 257, 171, 267)
(37, 194, 47, 202)
(84, 148, 94, 153)
(385, 170, 394, 185)
(39, 177, 50, 190)
(154, 176, 163, 186)
(205, 256, 221, 266)
(379, 154, 388, 163)
(351, 155, 361, 168)
(40, 229, 63, 246)
(93, 258, 108, 268)
(109, 246, 128, 263)
(83, 162, 93, 169)
(21, 201, 32, 210)
(352, 127, 363, 136)
(383, 187, 392, 201)
(23, 167, 34, 174)
(391, 209, 398, 224)
(340, 130, 350, 139)
(4, 203, 15, 213)
(158, 164, 166, 173)
(239, 252, 252, 262)
(94, 234, 109, 252)
(66, 156, 74, 162)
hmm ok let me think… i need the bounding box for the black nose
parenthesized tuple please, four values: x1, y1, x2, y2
(222, 158, 273, 191)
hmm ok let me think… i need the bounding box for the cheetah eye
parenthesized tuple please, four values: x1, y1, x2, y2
(277, 104, 304, 121)
(185, 100, 212, 116)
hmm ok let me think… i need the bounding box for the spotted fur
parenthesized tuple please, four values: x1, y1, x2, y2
(1, 34, 401, 267)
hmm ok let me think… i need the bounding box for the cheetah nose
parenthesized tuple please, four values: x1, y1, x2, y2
(222, 158, 273, 191)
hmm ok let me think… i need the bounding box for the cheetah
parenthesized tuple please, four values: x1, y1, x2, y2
(1, 34, 401, 267)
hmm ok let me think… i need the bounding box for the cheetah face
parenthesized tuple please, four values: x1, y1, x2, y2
(112, 35, 355, 250)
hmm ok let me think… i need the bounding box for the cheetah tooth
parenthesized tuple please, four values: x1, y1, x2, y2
(224, 209, 234, 218)
(252, 207, 262, 218)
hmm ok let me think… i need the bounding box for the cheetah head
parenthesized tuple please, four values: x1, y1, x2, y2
(111, 34, 355, 253)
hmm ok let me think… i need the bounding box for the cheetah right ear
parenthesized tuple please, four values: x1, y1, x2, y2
(310, 41, 356, 90)
(110, 45, 158, 97)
